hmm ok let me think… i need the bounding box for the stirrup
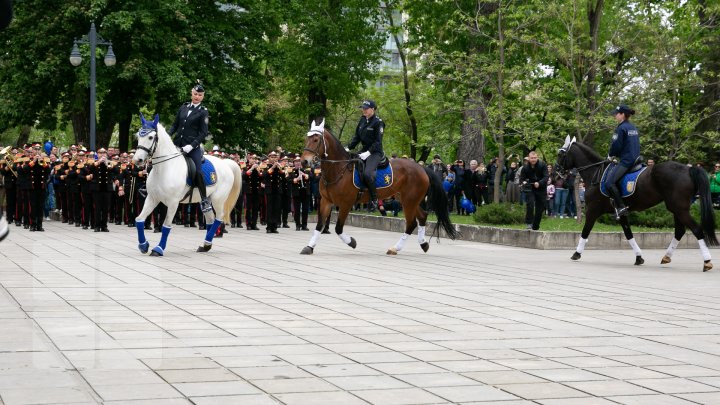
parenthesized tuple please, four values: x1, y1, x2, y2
(200, 199, 213, 213)
(614, 206, 629, 220)
(368, 200, 378, 212)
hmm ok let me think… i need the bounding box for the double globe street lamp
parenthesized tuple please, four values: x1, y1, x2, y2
(69, 22, 116, 152)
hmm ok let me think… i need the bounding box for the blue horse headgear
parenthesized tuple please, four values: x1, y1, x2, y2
(139, 113, 160, 137)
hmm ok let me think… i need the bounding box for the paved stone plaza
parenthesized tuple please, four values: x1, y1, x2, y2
(1, 220, 720, 405)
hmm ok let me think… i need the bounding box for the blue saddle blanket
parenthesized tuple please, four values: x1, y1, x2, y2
(353, 163, 393, 190)
(600, 164, 647, 198)
(186, 159, 218, 187)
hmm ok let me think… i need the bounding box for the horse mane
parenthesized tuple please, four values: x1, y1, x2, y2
(323, 127, 349, 158)
(572, 141, 602, 162)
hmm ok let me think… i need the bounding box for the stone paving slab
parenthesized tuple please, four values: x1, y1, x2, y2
(0, 219, 719, 404)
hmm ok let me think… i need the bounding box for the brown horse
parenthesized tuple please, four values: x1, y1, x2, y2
(300, 118, 458, 255)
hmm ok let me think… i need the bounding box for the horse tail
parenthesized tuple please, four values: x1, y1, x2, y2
(224, 161, 243, 224)
(690, 166, 718, 246)
(424, 166, 459, 240)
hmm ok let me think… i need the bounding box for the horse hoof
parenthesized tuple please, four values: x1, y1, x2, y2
(571, 252, 581, 261)
(634, 256, 644, 266)
(703, 260, 713, 272)
(348, 237, 357, 249)
(139, 241, 150, 254)
(149, 247, 163, 257)
(661, 255, 671, 264)
(197, 244, 212, 252)
(420, 242, 429, 253)
(387, 248, 398, 255)
(300, 246, 314, 255)
(321, 230, 331, 235)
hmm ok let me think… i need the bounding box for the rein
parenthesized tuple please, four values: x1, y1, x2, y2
(560, 143, 609, 186)
(137, 129, 183, 165)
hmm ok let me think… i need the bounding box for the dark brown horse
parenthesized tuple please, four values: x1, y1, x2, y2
(300, 119, 458, 255)
(557, 136, 718, 271)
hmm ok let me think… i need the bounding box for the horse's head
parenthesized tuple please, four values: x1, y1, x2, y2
(556, 135, 577, 176)
(302, 118, 327, 166)
(133, 113, 160, 165)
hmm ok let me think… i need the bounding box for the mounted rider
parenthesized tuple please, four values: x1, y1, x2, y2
(346, 99, 385, 212)
(169, 82, 212, 213)
(606, 104, 640, 219)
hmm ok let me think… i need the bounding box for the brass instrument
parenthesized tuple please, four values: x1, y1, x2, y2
(0, 146, 17, 177)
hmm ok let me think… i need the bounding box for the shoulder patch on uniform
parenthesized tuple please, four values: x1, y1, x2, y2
(612, 133, 618, 141)
(204, 117, 209, 124)
(201, 106, 207, 110)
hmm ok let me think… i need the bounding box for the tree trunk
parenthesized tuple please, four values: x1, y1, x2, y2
(458, 89, 487, 164)
(97, 120, 115, 150)
(118, 114, 131, 152)
(494, 0, 505, 204)
(71, 110, 90, 147)
(583, 0, 604, 147)
(384, 7, 419, 160)
(15, 125, 31, 148)
(696, 0, 720, 139)
(307, 82, 328, 126)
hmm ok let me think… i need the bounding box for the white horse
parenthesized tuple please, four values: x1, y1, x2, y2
(131, 114, 242, 256)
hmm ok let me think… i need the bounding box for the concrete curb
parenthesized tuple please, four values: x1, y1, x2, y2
(49, 210, 697, 251)
(330, 212, 698, 250)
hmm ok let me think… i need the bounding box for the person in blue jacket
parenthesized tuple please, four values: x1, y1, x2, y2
(605, 104, 640, 218)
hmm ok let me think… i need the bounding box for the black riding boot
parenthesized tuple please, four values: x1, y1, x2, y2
(367, 187, 378, 212)
(197, 173, 212, 213)
(607, 185, 628, 219)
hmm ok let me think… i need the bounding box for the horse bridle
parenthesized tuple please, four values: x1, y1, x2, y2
(136, 128, 182, 165)
(303, 131, 356, 186)
(557, 142, 609, 185)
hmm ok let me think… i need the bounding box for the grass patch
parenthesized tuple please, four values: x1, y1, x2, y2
(352, 206, 676, 232)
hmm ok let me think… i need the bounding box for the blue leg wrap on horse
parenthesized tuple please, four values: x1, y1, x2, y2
(159, 226, 172, 250)
(205, 219, 222, 244)
(136, 221, 146, 244)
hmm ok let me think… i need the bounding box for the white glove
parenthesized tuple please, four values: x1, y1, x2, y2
(359, 151, 371, 160)
(182, 145, 193, 154)
(344, 147, 350, 152)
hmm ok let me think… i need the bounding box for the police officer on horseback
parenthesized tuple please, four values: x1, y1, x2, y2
(347, 99, 385, 212)
(606, 104, 640, 218)
(169, 82, 212, 213)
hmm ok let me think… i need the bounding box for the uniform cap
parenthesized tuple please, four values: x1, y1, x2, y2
(268, 151, 278, 157)
(193, 79, 205, 93)
(294, 156, 302, 161)
(78, 151, 86, 155)
(359, 99, 377, 109)
(98, 148, 107, 153)
(610, 104, 635, 116)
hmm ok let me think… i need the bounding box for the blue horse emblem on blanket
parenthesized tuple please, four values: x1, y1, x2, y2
(600, 164, 647, 198)
(186, 159, 218, 187)
(353, 163, 393, 190)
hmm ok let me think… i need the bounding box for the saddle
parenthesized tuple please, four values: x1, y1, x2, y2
(353, 154, 394, 191)
(600, 156, 647, 198)
(185, 156, 199, 187)
(356, 154, 389, 177)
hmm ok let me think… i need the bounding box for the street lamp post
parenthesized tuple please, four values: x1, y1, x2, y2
(69, 22, 116, 152)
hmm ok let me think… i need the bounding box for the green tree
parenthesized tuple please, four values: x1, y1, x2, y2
(274, 0, 385, 125)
